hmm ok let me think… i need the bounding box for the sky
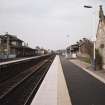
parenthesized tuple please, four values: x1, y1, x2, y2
(0, 0, 105, 50)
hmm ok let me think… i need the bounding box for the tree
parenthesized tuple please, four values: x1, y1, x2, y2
(81, 38, 94, 57)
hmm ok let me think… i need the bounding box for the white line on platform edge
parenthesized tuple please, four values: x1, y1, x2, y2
(57, 56, 72, 105)
(30, 55, 72, 105)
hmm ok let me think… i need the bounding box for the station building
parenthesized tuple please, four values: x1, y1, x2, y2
(96, 5, 105, 68)
(0, 33, 37, 59)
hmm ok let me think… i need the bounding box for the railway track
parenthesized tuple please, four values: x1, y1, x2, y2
(0, 55, 55, 105)
(0, 54, 51, 83)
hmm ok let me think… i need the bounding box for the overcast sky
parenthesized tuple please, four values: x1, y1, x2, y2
(0, 0, 105, 50)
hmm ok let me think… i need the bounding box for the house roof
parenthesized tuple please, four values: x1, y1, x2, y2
(3, 34, 23, 42)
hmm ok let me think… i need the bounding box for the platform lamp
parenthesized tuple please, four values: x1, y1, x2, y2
(66, 34, 70, 58)
(84, 5, 96, 70)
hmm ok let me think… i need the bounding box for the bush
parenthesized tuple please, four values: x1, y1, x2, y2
(95, 49, 103, 70)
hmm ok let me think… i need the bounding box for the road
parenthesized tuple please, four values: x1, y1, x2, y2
(60, 57, 105, 105)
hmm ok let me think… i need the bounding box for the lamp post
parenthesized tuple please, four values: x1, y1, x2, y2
(66, 34, 70, 47)
(84, 5, 96, 70)
(93, 38, 96, 70)
(66, 34, 70, 58)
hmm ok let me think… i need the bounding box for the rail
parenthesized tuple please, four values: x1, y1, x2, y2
(0, 55, 55, 105)
(0, 54, 53, 83)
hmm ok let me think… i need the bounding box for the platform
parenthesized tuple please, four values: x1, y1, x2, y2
(60, 56, 105, 105)
(31, 55, 72, 105)
(0, 54, 48, 66)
